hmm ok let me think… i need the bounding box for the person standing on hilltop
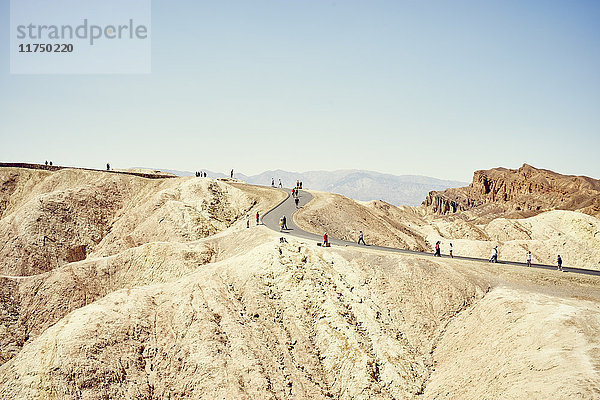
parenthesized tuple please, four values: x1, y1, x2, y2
(45, 160, 48, 166)
(271, 178, 275, 187)
(231, 169, 234, 178)
(107, 163, 110, 171)
(278, 179, 283, 188)
(526, 251, 532, 267)
(557, 255, 563, 271)
(358, 231, 366, 245)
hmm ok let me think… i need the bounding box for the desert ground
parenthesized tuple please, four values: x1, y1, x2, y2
(295, 191, 600, 270)
(0, 166, 599, 399)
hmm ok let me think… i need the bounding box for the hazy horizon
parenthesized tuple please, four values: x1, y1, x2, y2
(1, 1, 599, 182)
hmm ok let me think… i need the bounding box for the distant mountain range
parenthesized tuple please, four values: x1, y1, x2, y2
(149, 168, 466, 206)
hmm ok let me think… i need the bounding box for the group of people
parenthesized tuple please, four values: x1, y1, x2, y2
(526, 251, 563, 271)
(291, 186, 302, 208)
(195, 171, 207, 177)
(321, 230, 366, 247)
(434, 241, 453, 258)
(432, 243, 564, 270)
(244, 212, 261, 228)
(44, 161, 54, 166)
(270, 179, 304, 190)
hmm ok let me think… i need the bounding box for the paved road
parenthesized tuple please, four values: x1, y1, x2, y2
(262, 188, 600, 277)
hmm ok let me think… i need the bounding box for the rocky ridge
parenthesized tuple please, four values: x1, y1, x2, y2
(423, 164, 600, 220)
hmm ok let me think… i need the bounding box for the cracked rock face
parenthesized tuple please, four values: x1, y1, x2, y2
(423, 164, 600, 220)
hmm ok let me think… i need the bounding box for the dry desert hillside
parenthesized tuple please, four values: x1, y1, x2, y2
(296, 165, 600, 270)
(1, 166, 599, 399)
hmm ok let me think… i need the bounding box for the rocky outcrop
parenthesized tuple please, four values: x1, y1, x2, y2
(423, 164, 600, 218)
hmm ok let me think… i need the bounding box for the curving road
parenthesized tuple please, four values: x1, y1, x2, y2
(262, 188, 600, 277)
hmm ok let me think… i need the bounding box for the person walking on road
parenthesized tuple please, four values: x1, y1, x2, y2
(557, 255, 563, 271)
(489, 247, 498, 263)
(323, 232, 329, 246)
(271, 178, 275, 187)
(279, 217, 284, 232)
(434, 241, 441, 257)
(256, 212, 260, 225)
(449, 242, 453, 258)
(278, 179, 282, 188)
(526, 251, 532, 267)
(358, 231, 366, 245)
(282, 215, 288, 230)
(295, 197, 299, 208)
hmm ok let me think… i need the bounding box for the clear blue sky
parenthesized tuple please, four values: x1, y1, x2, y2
(1, 0, 599, 181)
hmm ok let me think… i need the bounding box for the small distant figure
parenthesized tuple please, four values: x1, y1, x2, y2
(280, 237, 287, 243)
(246, 214, 250, 228)
(358, 231, 366, 245)
(434, 241, 441, 257)
(449, 242, 454, 258)
(323, 232, 329, 246)
(526, 251, 532, 267)
(231, 169, 234, 178)
(204, 172, 207, 177)
(256, 212, 260, 225)
(291, 188, 295, 197)
(489, 247, 498, 263)
(299, 181, 303, 189)
(296, 180, 299, 188)
(282, 215, 288, 230)
(107, 163, 110, 171)
(49, 161, 53, 166)
(278, 179, 282, 188)
(557, 255, 563, 271)
(45, 160, 48, 166)
(279, 217, 284, 232)
(271, 178, 275, 187)
(295, 197, 299, 208)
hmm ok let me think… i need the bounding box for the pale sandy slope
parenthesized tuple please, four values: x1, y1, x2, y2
(1, 173, 599, 399)
(2, 226, 599, 399)
(295, 190, 600, 270)
(0, 168, 284, 276)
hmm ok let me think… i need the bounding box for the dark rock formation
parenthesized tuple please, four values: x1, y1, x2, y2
(423, 164, 600, 219)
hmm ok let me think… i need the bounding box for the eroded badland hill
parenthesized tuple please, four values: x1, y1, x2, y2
(1, 166, 599, 399)
(296, 164, 600, 270)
